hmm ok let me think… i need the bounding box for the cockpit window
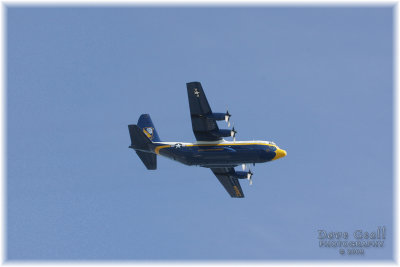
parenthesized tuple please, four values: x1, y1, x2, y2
(267, 141, 276, 146)
(267, 145, 277, 151)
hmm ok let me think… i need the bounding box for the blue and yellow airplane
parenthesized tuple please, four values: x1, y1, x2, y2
(128, 82, 287, 198)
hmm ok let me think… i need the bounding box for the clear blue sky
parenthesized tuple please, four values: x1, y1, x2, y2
(7, 6, 393, 260)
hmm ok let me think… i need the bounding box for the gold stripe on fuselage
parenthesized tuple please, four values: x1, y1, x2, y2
(154, 145, 170, 154)
(186, 143, 273, 147)
(198, 148, 224, 151)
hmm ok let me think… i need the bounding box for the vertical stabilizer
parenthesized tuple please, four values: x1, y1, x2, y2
(137, 114, 161, 142)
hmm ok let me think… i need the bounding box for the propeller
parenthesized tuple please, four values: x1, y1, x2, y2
(225, 110, 232, 127)
(247, 169, 254, 185)
(242, 163, 250, 171)
(230, 125, 237, 142)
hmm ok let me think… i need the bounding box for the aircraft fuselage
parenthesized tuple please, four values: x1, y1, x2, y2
(150, 140, 286, 168)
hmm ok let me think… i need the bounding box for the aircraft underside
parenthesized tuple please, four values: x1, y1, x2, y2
(157, 144, 276, 167)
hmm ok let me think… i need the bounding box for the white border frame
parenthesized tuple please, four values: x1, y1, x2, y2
(1, 1, 397, 266)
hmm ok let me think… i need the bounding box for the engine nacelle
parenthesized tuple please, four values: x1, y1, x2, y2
(232, 171, 248, 179)
(209, 112, 226, 121)
(216, 129, 232, 137)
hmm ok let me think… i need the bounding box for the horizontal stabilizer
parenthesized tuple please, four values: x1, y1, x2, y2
(128, 124, 157, 170)
(128, 124, 152, 150)
(136, 150, 157, 170)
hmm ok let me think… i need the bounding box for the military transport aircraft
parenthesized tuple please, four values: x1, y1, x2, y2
(128, 82, 287, 198)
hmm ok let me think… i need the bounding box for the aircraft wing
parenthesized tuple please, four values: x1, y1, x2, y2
(186, 82, 221, 141)
(211, 167, 244, 198)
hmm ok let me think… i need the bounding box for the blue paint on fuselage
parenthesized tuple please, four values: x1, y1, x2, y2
(155, 144, 276, 167)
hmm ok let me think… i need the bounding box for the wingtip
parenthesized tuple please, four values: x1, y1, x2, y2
(186, 81, 201, 86)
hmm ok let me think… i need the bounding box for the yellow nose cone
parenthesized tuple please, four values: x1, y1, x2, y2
(273, 148, 287, 160)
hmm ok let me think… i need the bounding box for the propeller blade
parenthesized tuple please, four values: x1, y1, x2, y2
(225, 109, 231, 124)
(230, 125, 237, 139)
(247, 169, 253, 185)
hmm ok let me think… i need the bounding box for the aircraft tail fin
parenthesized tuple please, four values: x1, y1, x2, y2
(128, 124, 157, 170)
(137, 114, 161, 142)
